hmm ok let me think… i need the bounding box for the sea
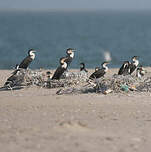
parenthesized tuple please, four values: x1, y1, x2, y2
(0, 10, 151, 69)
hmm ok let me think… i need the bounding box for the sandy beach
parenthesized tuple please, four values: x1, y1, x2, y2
(0, 68, 151, 152)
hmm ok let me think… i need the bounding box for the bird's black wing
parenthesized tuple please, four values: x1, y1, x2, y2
(129, 63, 136, 74)
(52, 66, 66, 80)
(89, 69, 105, 79)
(19, 56, 32, 69)
(118, 64, 125, 75)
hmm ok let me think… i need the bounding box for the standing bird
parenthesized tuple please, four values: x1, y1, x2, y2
(136, 65, 145, 78)
(80, 62, 88, 72)
(64, 48, 76, 68)
(52, 57, 68, 80)
(129, 56, 139, 75)
(89, 62, 109, 80)
(118, 61, 130, 75)
(19, 49, 36, 69)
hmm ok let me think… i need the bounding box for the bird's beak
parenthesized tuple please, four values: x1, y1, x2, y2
(72, 50, 76, 52)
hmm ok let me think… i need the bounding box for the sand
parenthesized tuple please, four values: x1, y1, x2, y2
(0, 69, 151, 152)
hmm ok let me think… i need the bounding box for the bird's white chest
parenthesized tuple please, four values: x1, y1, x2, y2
(136, 70, 141, 78)
(70, 52, 74, 58)
(133, 60, 139, 67)
(103, 65, 108, 72)
(62, 62, 67, 69)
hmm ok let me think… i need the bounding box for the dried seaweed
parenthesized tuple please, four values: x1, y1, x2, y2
(2, 69, 151, 95)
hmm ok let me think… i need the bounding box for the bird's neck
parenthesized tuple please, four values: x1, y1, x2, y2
(29, 52, 35, 60)
(61, 62, 67, 69)
(102, 65, 108, 72)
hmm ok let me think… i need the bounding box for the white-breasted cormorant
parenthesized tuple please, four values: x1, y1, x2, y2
(19, 49, 36, 69)
(129, 56, 139, 74)
(52, 57, 68, 80)
(80, 62, 88, 72)
(118, 61, 130, 75)
(136, 65, 145, 78)
(89, 62, 109, 80)
(64, 48, 76, 68)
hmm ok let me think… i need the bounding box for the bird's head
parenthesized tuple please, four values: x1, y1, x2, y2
(28, 49, 36, 56)
(46, 71, 52, 76)
(66, 48, 76, 58)
(132, 56, 139, 61)
(95, 67, 100, 72)
(101, 61, 110, 67)
(80, 62, 85, 68)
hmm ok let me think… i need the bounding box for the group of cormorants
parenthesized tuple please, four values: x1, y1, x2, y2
(3, 48, 145, 88)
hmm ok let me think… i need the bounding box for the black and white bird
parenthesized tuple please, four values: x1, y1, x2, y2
(129, 56, 139, 75)
(64, 48, 76, 68)
(80, 62, 88, 72)
(3, 69, 25, 89)
(19, 49, 36, 69)
(136, 65, 145, 78)
(89, 62, 109, 80)
(52, 57, 68, 80)
(118, 61, 130, 75)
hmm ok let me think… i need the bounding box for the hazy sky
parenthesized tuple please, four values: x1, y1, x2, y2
(0, 0, 151, 10)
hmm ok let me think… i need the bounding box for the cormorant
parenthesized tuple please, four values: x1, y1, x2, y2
(118, 61, 130, 75)
(64, 48, 76, 68)
(3, 69, 25, 89)
(89, 62, 109, 80)
(129, 56, 139, 74)
(136, 65, 145, 78)
(52, 57, 68, 80)
(80, 62, 88, 72)
(19, 49, 36, 69)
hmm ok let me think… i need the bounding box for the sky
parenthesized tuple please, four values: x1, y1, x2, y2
(0, 0, 151, 11)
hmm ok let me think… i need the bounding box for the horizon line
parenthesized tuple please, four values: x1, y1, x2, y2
(1, 8, 151, 12)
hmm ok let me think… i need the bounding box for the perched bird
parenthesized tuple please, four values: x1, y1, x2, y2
(129, 56, 139, 75)
(46, 71, 52, 81)
(52, 57, 68, 80)
(3, 69, 25, 89)
(89, 62, 109, 80)
(118, 61, 130, 75)
(80, 62, 88, 72)
(136, 65, 145, 78)
(19, 49, 36, 69)
(64, 48, 76, 68)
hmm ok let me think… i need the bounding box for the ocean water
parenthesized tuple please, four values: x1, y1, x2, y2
(0, 10, 151, 69)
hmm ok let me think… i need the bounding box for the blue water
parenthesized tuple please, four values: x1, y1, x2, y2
(0, 10, 151, 69)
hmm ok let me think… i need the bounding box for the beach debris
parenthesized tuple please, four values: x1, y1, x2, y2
(61, 71, 88, 82)
(120, 84, 129, 92)
(2, 68, 151, 96)
(103, 89, 113, 95)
